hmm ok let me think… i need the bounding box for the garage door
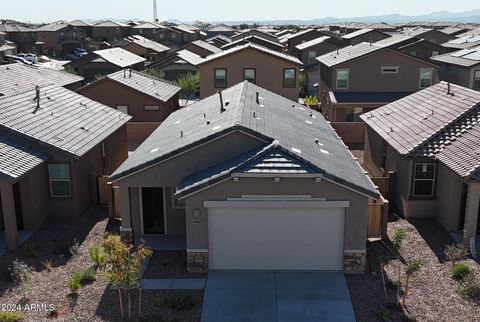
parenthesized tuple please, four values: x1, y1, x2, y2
(207, 202, 346, 271)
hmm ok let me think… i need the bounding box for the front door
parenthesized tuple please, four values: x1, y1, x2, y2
(141, 188, 166, 234)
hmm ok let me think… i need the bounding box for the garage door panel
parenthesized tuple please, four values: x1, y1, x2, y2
(208, 206, 345, 270)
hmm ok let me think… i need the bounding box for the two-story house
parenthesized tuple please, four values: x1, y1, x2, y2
(375, 34, 449, 61)
(0, 22, 36, 53)
(316, 42, 438, 144)
(36, 21, 86, 56)
(117, 35, 170, 62)
(198, 43, 302, 101)
(280, 29, 326, 56)
(92, 20, 130, 43)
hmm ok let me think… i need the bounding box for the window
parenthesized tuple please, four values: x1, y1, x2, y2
(144, 105, 160, 111)
(214, 68, 227, 88)
(117, 105, 129, 114)
(432, 50, 439, 57)
(419, 68, 433, 88)
(409, 50, 417, 56)
(48, 164, 71, 197)
(307, 50, 317, 64)
(243, 68, 256, 84)
(336, 69, 349, 89)
(60, 31, 65, 37)
(159, 33, 164, 39)
(101, 142, 108, 172)
(171, 33, 176, 39)
(283, 68, 296, 88)
(345, 107, 363, 122)
(474, 70, 480, 90)
(412, 163, 436, 197)
(381, 66, 399, 74)
(72, 31, 77, 38)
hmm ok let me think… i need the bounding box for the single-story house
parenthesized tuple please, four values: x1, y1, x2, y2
(361, 82, 480, 251)
(146, 49, 204, 82)
(0, 85, 130, 250)
(77, 69, 181, 147)
(109, 81, 379, 274)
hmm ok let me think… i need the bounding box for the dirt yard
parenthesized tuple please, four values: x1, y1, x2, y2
(347, 214, 480, 322)
(0, 208, 202, 322)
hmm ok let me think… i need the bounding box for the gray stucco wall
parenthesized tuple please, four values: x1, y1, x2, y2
(184, 176, 369, 252)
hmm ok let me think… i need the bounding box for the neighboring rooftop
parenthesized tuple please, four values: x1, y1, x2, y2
(190, 40, 222, 54)
(133, 22, 164, 29)
(431, 46, 480, 67)
(122, 35, 170, 53)
(111, 81, 379, 198)
(69, 20, 91, 27)
(341, 28, 385, 40)
(0, 84, 131, 157)
(375, 34, 415, 47)
(442, 35, 480, 49)
(199, 42, 302, 65)
(93, 20, 128, 28)
(221, 35, 285, 51)
(316, 42, 383, 67)
(93, 48, 146, 67)
(36, 21, 71, 32)
(360, 82, 480, 180)
(0, 63, 83, 96)
(279, 29, 318, 43)
(295, 36, 332, 50)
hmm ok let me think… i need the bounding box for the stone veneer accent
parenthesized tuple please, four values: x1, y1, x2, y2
(120, 227, 134, 245)
(187, 251, 208, 273)
(344, 251, 367, 274)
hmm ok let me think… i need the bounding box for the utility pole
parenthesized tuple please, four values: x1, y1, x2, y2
(153, 0, 159, 22)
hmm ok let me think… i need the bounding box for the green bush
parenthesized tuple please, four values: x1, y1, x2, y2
(451, 262, 472, 280)
(21, 241, 37, 257)
(304, 95, 318, 106)
(79, 267, 96, 285)
(458, 274, 480, 300)
(88, 243, 106, 268)
(0, 311, 23, 322)
(392, 228, 406, 251)
(157, 291, 196, 311)
(67, 272, 81, 293)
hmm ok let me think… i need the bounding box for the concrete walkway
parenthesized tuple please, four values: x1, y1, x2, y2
(201, 271, 355, 322)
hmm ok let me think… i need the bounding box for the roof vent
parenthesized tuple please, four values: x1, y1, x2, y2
(256, 92, 260, 105)
(447, 82, 454, 96)
(218, 90, 226, 113)
(123, 69, 126, 78)
(203, 113, 206, 118)
(206, 120, 210, 125)
(33, 85, 40, 114)
(309, 111, 313, 117)
(180, 130, 183, 138)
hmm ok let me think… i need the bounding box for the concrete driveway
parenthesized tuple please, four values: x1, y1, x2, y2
(201, 271, 355, 322)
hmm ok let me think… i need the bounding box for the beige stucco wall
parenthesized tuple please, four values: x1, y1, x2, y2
(184, 177, 369, 251)
(199, 47, 300, 101)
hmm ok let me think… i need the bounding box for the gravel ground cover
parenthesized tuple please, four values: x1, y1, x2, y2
(0, 208, 203, 321)
(347, 214, 480, 322)
(143, 251, 206, 279)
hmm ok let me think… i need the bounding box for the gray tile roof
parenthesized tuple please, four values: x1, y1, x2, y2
(431, 46, 480, 67)
(69, 20, 90, 27)
(123, 35, 170, 53)
(190, 40, 222, 54)
(93, 48, 146, 68)
(316, 42, 383, 67)
(175, 49, 205, 65)
(375, 34, 415, 47)
(0, 63, 83, 96)
(0, 134, 48, 181)
(133, 22, 164, 29)
(295, 36, 331, 50)
(0, 84, 131, 157)
(442, 35, 480, 49)
(111, 81, 379, 198)
(279, 29, 315, 43)
(104, 69, 180, 102)
(199, 43, 302, 66)
(36, 21, 70, 32)
(93, 20, 128, 27)
(361, 82, 480, 180)
(0, 24, 32, 33)
(222, 35, 284, 51)
(341, 28, 376, 39)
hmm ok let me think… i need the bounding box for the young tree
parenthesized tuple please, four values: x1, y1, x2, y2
(176, 72, 199, 104)
(392, 228, 406, 303)
(100, 234, 152, 318)
(403, 259, 423, 307)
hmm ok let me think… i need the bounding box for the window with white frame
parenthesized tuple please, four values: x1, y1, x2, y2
(307, 50, 317, 64)
(412, 163, 436, 197)
(48, 164, 71, 197)
(116, 105, 129, 114)
(381, 66, 399, 74)
(214, 68, 227, 88)
(144, 105, 160, 111)
(243, 68, 256, 84)
(419, 68, 433, 88)
(336, 69, 349, 89)
(474, 70, 480, 90)
(283, 68, 296, 88)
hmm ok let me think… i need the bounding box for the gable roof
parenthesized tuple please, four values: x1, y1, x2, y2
(230, 29, 278, 42)
(148, 49, 205, 69)
(360, 82, 480, 180)
(190, 40, 222, 54)
(341, 28, 387, 40)
(110, 81, 379, 198)
(442, 35, 480, 49)
(375, 34, 415, 47)
(69, 20, 90, 27)
(123, 35, 170, 53)
(221, 35, 284, 51)
(279, 29, 318, 43)
(93, 48, 146, 67)
(36, 21, 71, 32)
(0, 85, 131, 158)
(133, 22, 164, 29)
(431, 46, 480, 67)
(93, 20, 128, 27)
(95, 69, 181, 102)
(0, 63, 83, 96)
(295, 36, 332, 50)
(316, 42, 384, 67)
(0, 24, 32, 33)
(0, 134, 49, 181)
(199, 43, 302, 66)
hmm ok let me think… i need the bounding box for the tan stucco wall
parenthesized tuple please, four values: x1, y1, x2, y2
(199, 47, 300, 101)
(184, 177, 369, 251)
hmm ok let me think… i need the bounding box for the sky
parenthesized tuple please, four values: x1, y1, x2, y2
(1, 0, 480, 23)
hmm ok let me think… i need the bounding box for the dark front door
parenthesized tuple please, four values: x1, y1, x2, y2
(142, 188, 166, 234)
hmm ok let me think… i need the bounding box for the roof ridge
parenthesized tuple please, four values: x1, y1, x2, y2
(123, 69, 179, 87)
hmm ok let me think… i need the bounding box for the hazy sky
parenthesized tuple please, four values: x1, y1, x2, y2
(2, 0, 480, 23)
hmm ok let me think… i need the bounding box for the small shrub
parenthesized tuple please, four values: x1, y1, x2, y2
(458, 274, 480, 300)
(79, 268, 96, 285)
(67, 272, 81, 293)
(88, 243, 106, 268)
(451, 262, 472, 281)
(392, 228, 406, 252)
(0, 311, 23, 322)
(304, 95, 318, 106)
(21, 241, 37, 257)
(69, 239, 80, 256)
(157, 291, 196, 311)
(8, 260, 32, 286)
(445, 244, 469, 263)
(41, 259, 54, 272)
(375, 307, 392, 321)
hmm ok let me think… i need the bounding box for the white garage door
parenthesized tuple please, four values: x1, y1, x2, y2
(207, 202, 346, 271)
